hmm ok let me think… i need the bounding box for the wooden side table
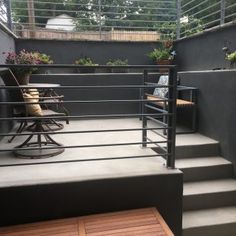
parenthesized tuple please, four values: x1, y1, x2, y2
(0, 208, 174, 236)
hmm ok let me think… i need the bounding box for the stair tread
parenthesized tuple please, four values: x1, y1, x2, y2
(184, 178, 236, 195)
(183, 206, 236, 229)
(176, 157, 231, 169)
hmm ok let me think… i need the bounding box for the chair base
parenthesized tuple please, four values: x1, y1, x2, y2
(13, 121, 64, 159)
(14, 142, 64, 159)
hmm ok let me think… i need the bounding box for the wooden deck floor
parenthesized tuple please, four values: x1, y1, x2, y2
(0, 208, 174, 236)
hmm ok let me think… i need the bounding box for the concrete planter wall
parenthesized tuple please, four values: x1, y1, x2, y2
(0, 25, 16, 140)
(179, 70, 236, 174)
(175, 24, 236, 71)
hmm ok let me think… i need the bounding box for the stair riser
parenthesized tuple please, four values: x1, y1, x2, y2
(181, 164, 233, 182)
(183, 222, 236, 236)
(176, 143, 220, 159)
(183, 191, 236, 211)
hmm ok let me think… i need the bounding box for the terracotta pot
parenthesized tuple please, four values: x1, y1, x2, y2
(156, 60, 172, 73)
(17, 73, 31, 85)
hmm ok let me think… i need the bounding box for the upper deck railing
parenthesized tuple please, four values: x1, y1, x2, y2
(0, 0, 235, 40)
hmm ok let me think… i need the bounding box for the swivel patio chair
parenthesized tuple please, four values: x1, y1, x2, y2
(0, 69, 67, 158)
(0, 69, 69, 142)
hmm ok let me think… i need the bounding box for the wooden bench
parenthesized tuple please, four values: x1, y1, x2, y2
(145, 86, 197, 134)
(0, 208, 174, 236)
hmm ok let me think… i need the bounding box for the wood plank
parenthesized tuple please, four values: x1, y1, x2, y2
(0, 208, 174, 236)
(151, 208, 174, 236)
(86, 224, 163, 236)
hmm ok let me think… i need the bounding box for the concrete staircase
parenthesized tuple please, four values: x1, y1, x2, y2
(175, 139, 236, 236)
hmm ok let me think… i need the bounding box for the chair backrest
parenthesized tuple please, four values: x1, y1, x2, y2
(0, 69, 26, 114)
(153, 75, 169, 98)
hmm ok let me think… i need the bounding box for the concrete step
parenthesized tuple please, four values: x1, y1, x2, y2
(176, 157, 233, 182)
(183, 179, 236, 211)
(176, 143, 220, 159)
(183, 206, 236, 236)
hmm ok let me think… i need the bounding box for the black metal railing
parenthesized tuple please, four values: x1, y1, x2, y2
(0, 64, 177, 168)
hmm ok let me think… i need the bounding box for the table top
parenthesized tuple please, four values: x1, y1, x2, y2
(20, 83, 61, 88)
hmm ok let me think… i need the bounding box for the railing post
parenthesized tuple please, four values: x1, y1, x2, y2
(176, 0, 181, 39)
(167, 68, 177, 169)
(220, 0, 226, 25)
(142, 70, 148, 147)
(98, 0, 102, 40)
(5, 0, 13, 31)
(27, 0, 36, 38)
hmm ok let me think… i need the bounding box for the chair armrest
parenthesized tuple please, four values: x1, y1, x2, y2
(177, 85, 198, 91)
(39, 95, 64, 100)
(177, 86, 197, 103)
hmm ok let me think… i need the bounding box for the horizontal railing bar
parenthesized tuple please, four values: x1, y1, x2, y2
(12, 16, 176, 24)
(199, 10, 220, 20)
(0, 153, 169, 168)
(181, 0, 197, 9)
(13, 0, 175, 6)
(225, 12, 236, 19)
(0, 140, 169, 152)
(153, 142, 167, 155)
(12, 24, 168, 31)
(0, 64, 176, 69)
(146, 137, 162, 147)
(0, 126, 171, 137)
(0, 85, 172, 89)
(182, 0, 213, 15)
(148, 128, 167, 139)
(0, 98, 172, 105)
(11, 8, 176, 17)
(145, 104, 168, 113)
(225, 2, 236, 10)
(183, 2, 220, 19)
(146, 115, 167, 127)
(0, 113, 173, 121)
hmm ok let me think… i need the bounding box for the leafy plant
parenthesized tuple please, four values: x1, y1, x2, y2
(75, 57, 98, 66)
(106, 59, 128, 66)
(226, 51, 236, 63)
(33, 52, 53, 64)
(222, 47, 236, 66)
(148, 41, 175, 61)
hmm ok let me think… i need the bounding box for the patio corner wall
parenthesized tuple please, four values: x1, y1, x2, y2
(175, 24, 236, 176)
(0, 24, 16, 139)
(175, 23, 236, 71)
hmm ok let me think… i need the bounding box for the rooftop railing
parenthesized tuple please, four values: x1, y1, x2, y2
(0, 0, 235, 40)
(0, 64, 177, 169)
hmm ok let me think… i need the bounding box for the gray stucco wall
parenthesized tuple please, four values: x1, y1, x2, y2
(15, 39, 159, 65)
(0, 25, 15, 64)
(0, 25, 16, 138)
(175, 23, 236, 71)
(179, 70, 236, 175)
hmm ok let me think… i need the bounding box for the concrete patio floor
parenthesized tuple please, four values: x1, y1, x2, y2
(0, 118, 217, 187)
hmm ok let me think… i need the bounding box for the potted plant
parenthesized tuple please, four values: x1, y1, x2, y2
(75, 57, 98, 73)
(4, 49, 39, 85)
(223, 47, 236, 69)
(106, 59, 128, 73)
(148, 41, 175, 72)
(33, 52, 54, 74)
